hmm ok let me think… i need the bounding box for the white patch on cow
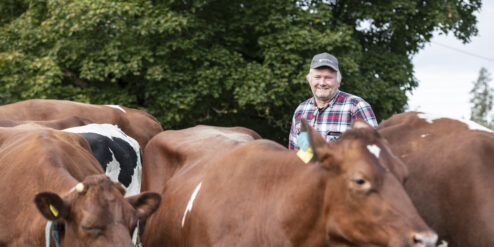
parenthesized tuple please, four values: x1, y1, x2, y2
(64, 124, 140, 154)
(105, 148, 121, 182)
(421, 134, 429, 138)
(367, 144, 381, 159)
(125, 163, 142, 197)
(417, 113, 493, 132)
(63, 124, 142, 197)
(105, 104, 126, 113)
(182, 182, 203, 228)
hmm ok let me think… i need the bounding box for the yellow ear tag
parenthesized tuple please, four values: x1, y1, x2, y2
(49, 204, 59, 217)
(296, 147, 313, 164)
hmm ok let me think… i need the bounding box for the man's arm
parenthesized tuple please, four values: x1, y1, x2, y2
(288, 113, 300, 150)
(353, 101, 378, 128)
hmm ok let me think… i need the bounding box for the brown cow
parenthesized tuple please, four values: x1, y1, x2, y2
(378, 111, 494, 247)
(0, 124, 160, 246)
(0, 99, 163, 148)
(0, 116, 92, 129)
(141, 120, 437, 247)
(142, 125, 262, 194)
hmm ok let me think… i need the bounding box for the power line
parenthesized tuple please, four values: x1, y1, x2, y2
(432, 41, 494, 64)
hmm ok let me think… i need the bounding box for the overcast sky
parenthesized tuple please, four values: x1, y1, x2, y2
(407, 1, 494, 120)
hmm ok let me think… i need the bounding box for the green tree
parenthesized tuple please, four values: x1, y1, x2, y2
(0, 0, 482, 144)
(470, 67, 493, 126)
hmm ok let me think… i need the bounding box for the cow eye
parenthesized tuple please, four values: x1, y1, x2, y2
(352, 178, 366, 185)
(350, 177, 372, 192)
(81, 225, 102, 236)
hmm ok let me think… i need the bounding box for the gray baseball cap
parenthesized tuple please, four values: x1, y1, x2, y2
(310, 52, 339, 71)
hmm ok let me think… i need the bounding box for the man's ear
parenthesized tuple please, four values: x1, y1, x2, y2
(34, 192, 70, 221)
(301, 119, 341, 169)
(127, 192, 161, 221)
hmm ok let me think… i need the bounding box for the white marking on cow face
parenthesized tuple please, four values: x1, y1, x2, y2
(367, 144, 381, 159)
(182, 182, 203, 228)
(417, 113, 493, 132)
(421, 134, 429, 138)
(105, 104, 126, 113)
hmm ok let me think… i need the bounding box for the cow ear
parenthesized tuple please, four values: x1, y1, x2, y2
(302, 119, 340, 168)
(113, 182, 127, 195)
(34, 192, 69, 221)
(127, 192, 161, 221)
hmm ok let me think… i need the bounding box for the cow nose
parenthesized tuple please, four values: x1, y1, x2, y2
(411, 231, 438, 247)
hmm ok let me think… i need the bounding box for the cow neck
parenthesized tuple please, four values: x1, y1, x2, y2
(301, 163, 356, 246)
(279, 164, 335, 246)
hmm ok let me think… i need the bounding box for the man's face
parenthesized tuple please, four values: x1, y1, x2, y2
(308, 67, 340, 103)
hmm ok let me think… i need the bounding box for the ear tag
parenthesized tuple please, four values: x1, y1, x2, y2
(296, 132, 313, 163)
(49, 204, 59, 217)
(297, 147, 313, 164)
(296, 132, 310, 151)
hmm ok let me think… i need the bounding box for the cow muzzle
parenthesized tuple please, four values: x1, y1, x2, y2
(410, 231, 438, 247)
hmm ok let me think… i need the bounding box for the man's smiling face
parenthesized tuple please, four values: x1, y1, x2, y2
(308, 67, 340, 107)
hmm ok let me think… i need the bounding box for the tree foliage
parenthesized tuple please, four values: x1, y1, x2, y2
(0, 0, 482, 144)
(470, 67, 493, 126)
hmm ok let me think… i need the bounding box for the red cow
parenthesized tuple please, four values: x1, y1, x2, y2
(0, 99, 163, 148)
(0, 124, 160, 246)
(378, 111, 494, 247)
(141, 121, 437, 247)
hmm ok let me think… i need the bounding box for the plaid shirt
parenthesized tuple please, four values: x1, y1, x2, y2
(288, 90, 378, 150)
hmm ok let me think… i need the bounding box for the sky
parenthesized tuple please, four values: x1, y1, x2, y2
(407, 1, 494, 120)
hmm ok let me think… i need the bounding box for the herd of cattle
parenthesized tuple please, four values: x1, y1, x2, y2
(0, 99, 491, 247)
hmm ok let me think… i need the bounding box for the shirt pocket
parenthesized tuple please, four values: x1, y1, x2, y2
(327, 131, 342, 142)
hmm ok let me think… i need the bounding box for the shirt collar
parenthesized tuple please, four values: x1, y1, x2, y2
(310, 90, 340, 109)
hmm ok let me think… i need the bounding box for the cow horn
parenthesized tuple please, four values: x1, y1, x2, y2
(75, 183, 85, 193)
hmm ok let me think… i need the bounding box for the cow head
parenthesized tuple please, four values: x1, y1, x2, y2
(302, 119, 437, 247)
(34, 174, 160, 247)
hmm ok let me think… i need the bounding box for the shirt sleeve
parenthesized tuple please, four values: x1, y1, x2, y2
(288, 111, 300, 150)
(353, 101, 378, 128)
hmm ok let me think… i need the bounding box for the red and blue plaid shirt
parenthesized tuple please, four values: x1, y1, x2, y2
(288, 90, 378, 150)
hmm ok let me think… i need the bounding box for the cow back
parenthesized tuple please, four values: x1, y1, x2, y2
(0, 116, 92, 129)
(142, 125, 261, 193)
(0, 99, 163, 148)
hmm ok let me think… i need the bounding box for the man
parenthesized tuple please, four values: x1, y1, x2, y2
(289, 52, 378, 150)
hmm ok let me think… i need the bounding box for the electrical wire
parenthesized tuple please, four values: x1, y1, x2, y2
(432, 41, 494, 64)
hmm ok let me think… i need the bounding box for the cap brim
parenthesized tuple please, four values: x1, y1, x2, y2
(310, 63, 339, 71)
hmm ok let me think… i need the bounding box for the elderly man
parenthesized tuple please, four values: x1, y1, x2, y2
(289, 52, 377, 150)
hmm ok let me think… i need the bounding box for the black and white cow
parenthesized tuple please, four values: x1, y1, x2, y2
(63, 123, 142, 197)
